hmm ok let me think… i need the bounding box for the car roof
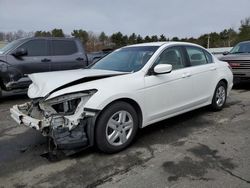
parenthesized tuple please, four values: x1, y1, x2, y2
(18, 37, 77, 41)
(238, 40, 250, 44)
(126, 41, 203, 48)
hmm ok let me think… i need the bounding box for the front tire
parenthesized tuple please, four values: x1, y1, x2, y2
(95, 101, 139, 153)
(211, 81, 227, 111)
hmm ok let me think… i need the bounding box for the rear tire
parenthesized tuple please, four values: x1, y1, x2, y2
(95, 101, 138, 153)
(211, 81, 227, 111)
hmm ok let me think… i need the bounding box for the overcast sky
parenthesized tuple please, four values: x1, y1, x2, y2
(0, 0, 249, 38)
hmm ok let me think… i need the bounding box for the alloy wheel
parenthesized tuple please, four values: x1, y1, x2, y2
(215, 86, 226, 107)
(106, 110, 134, 146)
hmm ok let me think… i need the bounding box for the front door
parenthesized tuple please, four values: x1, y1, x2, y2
(7, 39, 51, 75)
(144, 46, 193, 125)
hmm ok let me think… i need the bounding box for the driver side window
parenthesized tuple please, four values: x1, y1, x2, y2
(17, 39, 47, 56)
(155, 47, 185, 70)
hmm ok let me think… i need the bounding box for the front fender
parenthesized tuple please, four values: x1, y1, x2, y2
(84, 89, 146, 126)
(85, 89, 144, 111)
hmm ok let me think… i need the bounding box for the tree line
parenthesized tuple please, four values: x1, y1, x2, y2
(0, 17, 249, 52)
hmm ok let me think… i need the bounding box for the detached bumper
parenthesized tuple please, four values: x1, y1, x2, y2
(10, 105, 42, 130)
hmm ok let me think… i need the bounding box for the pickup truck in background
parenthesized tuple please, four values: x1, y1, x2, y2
(219, 41, 250, 83)
(0, 37, 109, 97)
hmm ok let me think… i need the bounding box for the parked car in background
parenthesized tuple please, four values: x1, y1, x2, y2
(0, 37, 107, 97)
(88, 48, 113, 63)
(10, 42, 233, 155)
(219, 41, 250, 83)
(207, 47, 232, 58)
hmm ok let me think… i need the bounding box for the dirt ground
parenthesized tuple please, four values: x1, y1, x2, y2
(0, 83, 250, 188)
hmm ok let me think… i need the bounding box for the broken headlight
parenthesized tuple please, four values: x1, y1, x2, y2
(51, 98, 81, 114)
(40, 90, 97, 116)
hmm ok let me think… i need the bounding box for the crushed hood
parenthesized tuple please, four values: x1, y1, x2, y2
(28, 69, 126, 98)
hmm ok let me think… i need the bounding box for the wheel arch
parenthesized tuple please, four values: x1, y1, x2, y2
(96, 97, 143, 128)
(211, 78, 228, 100)
(219, 78, 228, 88)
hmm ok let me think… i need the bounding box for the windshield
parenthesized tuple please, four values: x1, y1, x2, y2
(0, 39, 26, 54)
(90, 46, 159, 72)
(230, 42, 250, 54)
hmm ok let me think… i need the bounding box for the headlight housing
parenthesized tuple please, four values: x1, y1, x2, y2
(39, 89, 97, 117)
(51, 98, 81, 114)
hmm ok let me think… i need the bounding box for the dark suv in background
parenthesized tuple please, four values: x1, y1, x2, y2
(0, 37, 93, 97)
(220, 41, 250, 83)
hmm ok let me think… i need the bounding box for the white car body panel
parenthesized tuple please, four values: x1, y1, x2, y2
(19, 42, 233, 129)
(144, 67, 194, 123)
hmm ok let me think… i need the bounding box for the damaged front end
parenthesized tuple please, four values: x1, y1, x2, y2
(10, 89, 99, 155)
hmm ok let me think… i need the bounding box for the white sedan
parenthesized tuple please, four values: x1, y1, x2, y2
(10, 42, 233, 154)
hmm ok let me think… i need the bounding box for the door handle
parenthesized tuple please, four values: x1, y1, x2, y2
(41, 58, 51, 62)
(182, 73, 192, 78)
(76, 57, 84, 61)
(209, 67, 216, 71)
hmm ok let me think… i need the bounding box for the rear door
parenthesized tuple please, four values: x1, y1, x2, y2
(184, 46, 217, 104)
(49, 39, 86, 71)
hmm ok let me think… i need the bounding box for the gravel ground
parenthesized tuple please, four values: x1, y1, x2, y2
(0, 84, 250, 188)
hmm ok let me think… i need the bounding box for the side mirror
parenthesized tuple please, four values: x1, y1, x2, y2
(12, 48, 27, 57)
(223, 51, 229, 56)
(153, 64, 172, 74)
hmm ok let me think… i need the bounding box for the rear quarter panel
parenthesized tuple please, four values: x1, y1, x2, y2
(215, 59, 233, 96)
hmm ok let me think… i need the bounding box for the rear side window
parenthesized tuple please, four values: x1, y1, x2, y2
(204, 50, 213, 63)
(186, 46, 208, 66)
(18, 39, 47, 56)
(51, 40, 77, 55)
